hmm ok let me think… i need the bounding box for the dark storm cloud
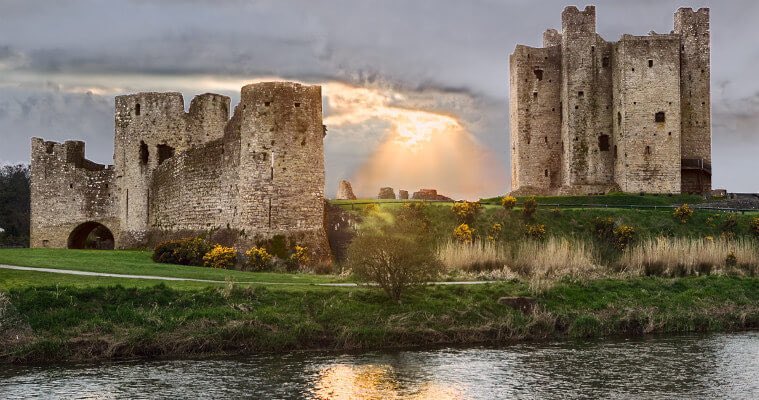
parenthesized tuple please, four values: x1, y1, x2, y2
(0, 0, 758, 192)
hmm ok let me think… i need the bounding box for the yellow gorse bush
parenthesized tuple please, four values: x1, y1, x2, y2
(451, 201, 482, 224)
(673, 203, 694, 224)
(245, 246, 273, 271)
(750, 217, 759, 236)
(291, 245, 310, 267)
(487, 223, 503, 242)
(525, 223, 546, 240)
(501, 195, 517, 210)
(453, 223, 475, 244)
(203, 245, 238, 269)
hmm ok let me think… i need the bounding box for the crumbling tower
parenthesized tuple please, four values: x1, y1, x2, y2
(235, 82, 326, 237)
(675, 8, 712, 193)
(560, 6, 614, 191)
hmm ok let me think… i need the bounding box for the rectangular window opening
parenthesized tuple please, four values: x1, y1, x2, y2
(533, 69, 544, 81)
(648, 59, 654, 68)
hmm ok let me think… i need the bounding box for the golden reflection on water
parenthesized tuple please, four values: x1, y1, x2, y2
(313, 363, 465, 399)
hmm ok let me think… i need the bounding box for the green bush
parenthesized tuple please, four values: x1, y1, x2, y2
(522, 197, 538, 219)
(592, 217, 615, 240)
(347, 209, 443, 302)
(152, 237, 212, 266)
(152, 240, 183, 264)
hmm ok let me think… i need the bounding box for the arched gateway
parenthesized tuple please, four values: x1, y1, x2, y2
(67, 222, 115, 250)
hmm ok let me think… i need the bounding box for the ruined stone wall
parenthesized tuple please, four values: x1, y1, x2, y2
(148, 139, 230, 231)
(675, 8, 711, 193)
(113, 92, 230, 247)
(613, 35, 682, 193)
(509, 44, 562, 194)
(30, 139, 117, 248)
(32, 81, 328, 259)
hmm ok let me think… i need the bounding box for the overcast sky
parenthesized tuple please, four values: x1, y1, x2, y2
(1, 0, 757, 198)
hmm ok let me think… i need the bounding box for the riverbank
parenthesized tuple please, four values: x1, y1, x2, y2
(2, 275, 757, 364)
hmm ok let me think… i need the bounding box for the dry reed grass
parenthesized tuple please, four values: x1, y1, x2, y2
(437, 237, 600, 292)
(438, 236, 758, 292)
(620, 237, 759, 277)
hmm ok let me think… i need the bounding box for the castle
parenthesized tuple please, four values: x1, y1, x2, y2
(30, 82, 330, 260)
(509, 6, 711, 195)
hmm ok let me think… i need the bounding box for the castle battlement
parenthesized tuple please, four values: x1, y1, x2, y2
(510, 6, 712, 196)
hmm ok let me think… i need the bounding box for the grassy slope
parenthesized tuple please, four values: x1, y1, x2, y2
(480, 192, 708, 206)
(2, 276, 757, 363)
(334, 200, 758, 243)
(0, 249, 338, 284)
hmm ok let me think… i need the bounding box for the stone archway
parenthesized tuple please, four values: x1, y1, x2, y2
(67, 222, 115, 250)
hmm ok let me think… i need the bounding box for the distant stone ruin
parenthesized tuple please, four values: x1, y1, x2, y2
(378, 187, 396, 199)
(398, 190, 409, 200)
(30, 81, 330, 261)
(411, 189, 453, 201)
(336, 180, 357, 200)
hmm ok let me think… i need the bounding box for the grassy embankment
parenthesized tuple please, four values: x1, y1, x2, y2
(332, 195, 755, 245)
(1, 274, 757, 363)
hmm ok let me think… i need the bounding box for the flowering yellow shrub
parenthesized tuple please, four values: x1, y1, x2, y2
(613, 224, 636, 250)
(453, 223, 475, 244)
(487, 223, 503, 242)
(203, 245, 238, 269)
(750, 217, 759, 236)
(501, 195, 517, 210)
(673, 204, 694, 224)
(290, 245, 310, 267)
(245, 246, 273, 272)
(525, 223, 546, 240)
(451, 201, 482, 224)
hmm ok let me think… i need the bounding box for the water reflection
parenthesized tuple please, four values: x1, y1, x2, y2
(1, 332, 757, 399)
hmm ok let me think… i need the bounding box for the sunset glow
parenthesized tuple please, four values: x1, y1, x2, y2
(324, 82, 506, 200)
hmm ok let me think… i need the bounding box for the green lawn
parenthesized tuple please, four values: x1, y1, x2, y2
(0, 249, 340, 285)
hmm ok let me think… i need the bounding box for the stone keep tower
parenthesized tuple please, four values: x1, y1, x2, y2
(510, 6, 711, 195)
(30, 82, 330, 261)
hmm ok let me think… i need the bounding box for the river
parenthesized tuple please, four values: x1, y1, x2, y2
(1, 332, 757, 399)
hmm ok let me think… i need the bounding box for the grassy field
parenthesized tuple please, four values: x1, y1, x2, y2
(0, 249, 339, 285)
(1, 275, 756, 363)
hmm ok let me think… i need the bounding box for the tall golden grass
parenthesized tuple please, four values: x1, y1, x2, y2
(437, 237, 600, 291)
(619, 237, 759, 277)
(437, 236, 758, 290)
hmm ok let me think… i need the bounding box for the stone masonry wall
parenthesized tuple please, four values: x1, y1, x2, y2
(30, 138, 118, 248)
(613, 35, 682, 193)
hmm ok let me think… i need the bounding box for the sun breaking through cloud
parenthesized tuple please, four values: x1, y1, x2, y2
(323, 82, 506, 200)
